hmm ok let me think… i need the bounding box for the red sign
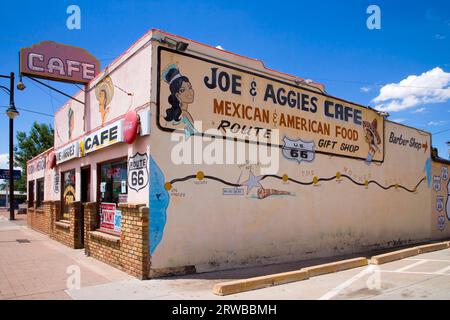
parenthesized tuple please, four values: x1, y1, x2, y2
(100, 203, 116, 230)
(47, 151, 56, 169)
(123, 110, 140, 144)
(20, 41, 100, 84)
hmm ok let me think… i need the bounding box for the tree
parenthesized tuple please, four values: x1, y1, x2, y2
(14, 122, 54, 192)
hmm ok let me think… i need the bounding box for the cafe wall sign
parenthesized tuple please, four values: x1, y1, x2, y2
(55, 141, 80, 164)
(83, 120, 124, 155)
(157, 47, 384, 162)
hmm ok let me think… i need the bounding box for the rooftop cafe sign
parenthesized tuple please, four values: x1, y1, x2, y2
(158, 48, 385, 162)
(20, 41, 100, 84)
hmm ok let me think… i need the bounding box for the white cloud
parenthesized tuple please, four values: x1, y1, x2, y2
(428, 120, 447, 126)
(0, 154, 8, 169)
(360, 86, 371, 93)
(412, 107, 426, 113)
(0, 153, 21, 170)
(391, 118, 407, 123)
(373, 67, 450, 112)
(216, 45, 225, 50)
(435, 34, 446, 40)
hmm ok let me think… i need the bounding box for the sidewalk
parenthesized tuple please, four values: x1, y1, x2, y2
(0, 210, 132, 300)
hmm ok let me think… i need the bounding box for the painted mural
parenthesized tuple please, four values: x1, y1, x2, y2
(157, 47, 385, 162)
(430, 160, 450, 236)
(95, 76, 114, 125)
(162, 64, 197, 138)
(68, 107, 74, 139)
(149, 156, 169, 254)
(147, 119, 431, 257)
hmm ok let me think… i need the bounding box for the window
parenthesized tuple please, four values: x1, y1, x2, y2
(28, 180, 34, 208)
(61, 170, 76, 220)
(36, 179, 45, 208)
(99, 159, 127, 205)
(98, 159, 127, 234)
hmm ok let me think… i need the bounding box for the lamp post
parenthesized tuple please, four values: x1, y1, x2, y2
(1, 72, 19, 221)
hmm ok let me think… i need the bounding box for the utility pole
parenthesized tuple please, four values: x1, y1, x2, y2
(1, 72, 19, 220)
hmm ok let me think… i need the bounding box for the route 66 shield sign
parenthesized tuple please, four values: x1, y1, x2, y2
(281, 136, 315, 163)
(128, 152, 149, 192)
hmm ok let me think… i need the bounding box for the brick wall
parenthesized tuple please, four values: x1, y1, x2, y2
(50, 201, 83, 249)
(26, 201, 52, 235)
(84, 202, 150, 279)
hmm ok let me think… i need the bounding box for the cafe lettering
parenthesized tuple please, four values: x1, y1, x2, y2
(159, 50, 385, 162)
(83, 120, 124, 154)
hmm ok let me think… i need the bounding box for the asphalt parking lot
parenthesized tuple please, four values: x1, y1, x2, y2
(67, 248, 450, 300)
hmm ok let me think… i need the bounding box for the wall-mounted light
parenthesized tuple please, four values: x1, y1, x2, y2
(295, 79, 313, 86)
(161, 37, 189, 52)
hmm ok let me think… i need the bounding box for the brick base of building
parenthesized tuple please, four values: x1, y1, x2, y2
(27, 201, 150, 279)
(27, 201, 52, 235)
(84, 203, 150, 279)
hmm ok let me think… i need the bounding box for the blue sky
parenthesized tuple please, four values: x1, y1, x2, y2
(0, 0, 449, 169)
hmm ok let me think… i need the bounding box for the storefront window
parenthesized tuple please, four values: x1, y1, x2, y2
(36, 179, 45, 208)
(98, 159, 127, 234)
(28, 180, 34, 208)
(61, 170, 76, 220)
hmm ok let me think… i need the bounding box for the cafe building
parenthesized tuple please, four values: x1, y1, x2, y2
(26, 29, 450, 279)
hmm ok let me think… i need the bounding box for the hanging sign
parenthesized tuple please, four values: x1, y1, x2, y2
(20, 41, 100, 84)
(123, 110, 140, 144)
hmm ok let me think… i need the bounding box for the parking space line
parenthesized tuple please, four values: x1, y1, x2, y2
(381, 270, 450, 276)
(395, 259, 428, 272)
(318, 265, 376, 300)
(405, 258, 450, 263)
(434, 266, 450, 274)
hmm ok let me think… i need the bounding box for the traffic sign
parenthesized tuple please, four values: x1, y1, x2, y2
(0, 169, 21, 180)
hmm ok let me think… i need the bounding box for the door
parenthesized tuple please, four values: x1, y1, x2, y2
(80, 166, 91, 246)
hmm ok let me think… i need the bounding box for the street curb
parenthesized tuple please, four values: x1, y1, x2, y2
(370, 247, 420, 265)
(213, 270, 309, 296)
(416, 242, 449, 254)
(302, 257, 368, 277)
(213, 257, 367, 296)
(369, 241, 450, 265)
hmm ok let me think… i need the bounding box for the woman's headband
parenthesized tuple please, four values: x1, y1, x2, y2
(169, 73, 182, 84)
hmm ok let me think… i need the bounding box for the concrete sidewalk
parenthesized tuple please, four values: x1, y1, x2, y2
(0, 210, 131, 300)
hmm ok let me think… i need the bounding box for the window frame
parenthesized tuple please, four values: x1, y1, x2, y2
(28, 180, 35, 208)
(36, 178, 45, 208)
(61, 169, 76, 221)
(96, 157, 128, 235)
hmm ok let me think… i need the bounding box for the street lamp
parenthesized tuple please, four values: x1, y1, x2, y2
(0, 72, 19, 220)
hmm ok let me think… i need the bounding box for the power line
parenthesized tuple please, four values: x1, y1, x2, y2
(0, 105, 54, 117)
(432, 128, 450, 136)
(307, 77, 450, 90)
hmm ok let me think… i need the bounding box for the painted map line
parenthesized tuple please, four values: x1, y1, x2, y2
(165, 172, 426, 194)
